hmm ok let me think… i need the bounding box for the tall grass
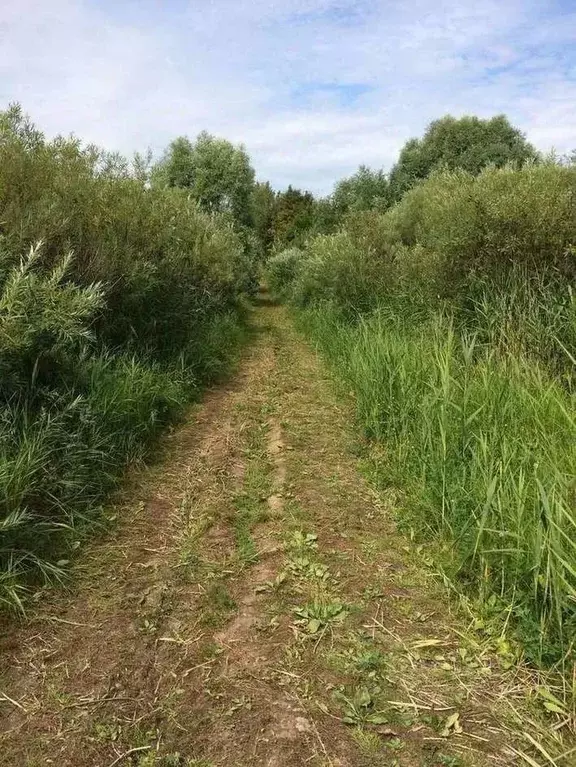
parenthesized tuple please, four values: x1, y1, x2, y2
(301, 306, 575, 665)
(0, 107, 252, 607)
(269, 160, 576, 668)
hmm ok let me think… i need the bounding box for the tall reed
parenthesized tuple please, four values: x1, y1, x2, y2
(300, 305, 575, 665)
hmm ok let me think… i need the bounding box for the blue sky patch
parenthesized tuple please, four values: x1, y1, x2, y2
(1, 0, 575, 193)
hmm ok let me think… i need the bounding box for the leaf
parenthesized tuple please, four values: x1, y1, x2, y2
(441, 712, 463, 737)
(536, 686, 566, 714)
(308, 618, 321, 634)
(367, 713, 389, 725)
(543, 701, 566, 715)
(412, 638, 443, 649)
(342, 715, 357, 725)
(356, 688, 372, 708)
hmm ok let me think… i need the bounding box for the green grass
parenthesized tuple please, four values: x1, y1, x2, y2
(298, 305, 576, 669)
(266, 159, 576, 679)
(199, 580, 237, 628)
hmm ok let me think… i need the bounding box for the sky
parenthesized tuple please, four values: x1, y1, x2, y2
(1, 0, 575, 194)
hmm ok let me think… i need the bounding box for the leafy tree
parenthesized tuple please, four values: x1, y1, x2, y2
(132, 148, 153, 185)
(272, 186, 316, 248)
(389, 114, 538, 201)
(308, 196, 340, 238)
(154, 131, 256, 227)
(333, 165, 390, 212)
(152, 136, 195, 188)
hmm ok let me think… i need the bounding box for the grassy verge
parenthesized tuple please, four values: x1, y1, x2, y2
(0, 106, 256, 610)
(296, 304, 576, 673)
(0, 307, 248, 611)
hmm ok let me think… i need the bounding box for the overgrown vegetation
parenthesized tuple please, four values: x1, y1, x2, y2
(266, 115, 576, 672)
(0, 105, 256, 607)
(3, 98, 574, 682)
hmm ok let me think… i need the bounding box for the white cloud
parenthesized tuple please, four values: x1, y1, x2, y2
(0, 0, 575, 193)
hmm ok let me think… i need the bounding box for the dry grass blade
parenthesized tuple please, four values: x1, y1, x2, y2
(106, 745, 152, 767)
(0, 691, 27, 712)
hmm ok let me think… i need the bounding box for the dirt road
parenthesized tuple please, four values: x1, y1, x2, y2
(0, 296, 558, 766)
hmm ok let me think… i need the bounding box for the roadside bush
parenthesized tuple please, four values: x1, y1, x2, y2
(266, 247, 306, 300)
(290, 233, 393, 314)
(391, 162, 576, 293)
(0, 106, 251, 606)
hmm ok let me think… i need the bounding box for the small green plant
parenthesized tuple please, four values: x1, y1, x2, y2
(287, 556, 330, 582)
(288, 530, 318, 551)
(335, 686, 389, 726)
(200, 580, 237, 628)
(436, 755, 464, 767)
(293, 598, 347, 634)
(354, 649, 387, 673)
(351, 727, 382, 754)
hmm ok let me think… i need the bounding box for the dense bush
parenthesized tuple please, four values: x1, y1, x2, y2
(276, 162, 576, 373)
(266, 247, 306, 299)
(391, 162, 576, 287)
(333, 165, 390, 213)
(0, 106, 252, 606)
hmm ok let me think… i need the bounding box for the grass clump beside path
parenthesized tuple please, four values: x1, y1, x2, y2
(267, 160, 576, 675)
(298, 306, 576, 669)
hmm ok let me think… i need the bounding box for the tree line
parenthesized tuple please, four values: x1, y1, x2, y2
(151, 113, 543, 258)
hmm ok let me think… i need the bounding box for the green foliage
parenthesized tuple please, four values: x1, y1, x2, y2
(283, 161, 576, 374)
(0, 105, 250, 606)
(251, 181, 276, 257)
(271, 185, 316, 248)
(154, 130, 256, 227)
(301, 306, 576, 667)
(0, 245, 103, 398)
(333, 165, 390, 213)
(291, 233, 391, 314)
(391, 162, 576, 286)
(273, 150, 576, 671)
(389, 114, 538, 201)
(266, 248, 307, 300)
(153, 135, 195, 188)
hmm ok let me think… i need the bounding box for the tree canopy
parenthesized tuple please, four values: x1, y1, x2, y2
(332, 165, 390, 213)
(389, 114, 538, 201)
(154, 131, 255, 227)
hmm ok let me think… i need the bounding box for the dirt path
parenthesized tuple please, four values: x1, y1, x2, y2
(0, 296, 569, 767)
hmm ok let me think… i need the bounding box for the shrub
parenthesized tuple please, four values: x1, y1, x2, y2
(391, 162, 576, 293)
(288, 232, 393, 315)
(279, 157, 576, 671)
(266, 247, 307, 299)
(0, 107, 251, 606)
